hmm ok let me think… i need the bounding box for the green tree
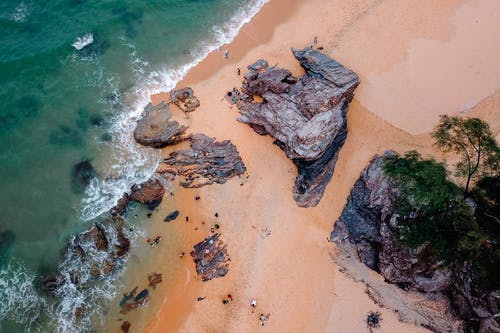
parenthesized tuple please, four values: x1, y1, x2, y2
(432, 115, 499, 195)
(383, 151, 480, 261)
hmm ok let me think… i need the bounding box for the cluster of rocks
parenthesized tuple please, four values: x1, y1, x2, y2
(190, 233, 230, 281)
(40, 216, 131, 294)
(236, 47, 360, 207)
(331, 153, 500, 333)
(119, 286, 150, 314)
(160, 133, 247, 188)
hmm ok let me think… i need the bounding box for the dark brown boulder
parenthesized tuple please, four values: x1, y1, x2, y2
(129, 178, 165, 207)
(160, 134, 246, 188)
(121, 321, 131, 333)
(115, 228, 130, 258)
(190, 233, 230, 281)
(133, 101, 189, 148)
(109, 193, 130, 217)
(236, 47, 360, 207)
(75, 223, 108, 251)
(170, 87, 200, 113)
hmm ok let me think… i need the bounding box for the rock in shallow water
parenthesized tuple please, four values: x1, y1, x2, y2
(72, 160, 97, 189)
(236, 47, 360, 207)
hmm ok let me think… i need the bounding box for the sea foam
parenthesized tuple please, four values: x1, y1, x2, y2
(72, 33, 94, 51)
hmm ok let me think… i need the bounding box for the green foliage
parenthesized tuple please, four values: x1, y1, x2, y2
(432, 115, 500, 194)
(383, 151, 480, 261)
(469, 176, 500, 290)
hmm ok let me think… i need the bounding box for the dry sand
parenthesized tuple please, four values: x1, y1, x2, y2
(132, 0, 500, 332)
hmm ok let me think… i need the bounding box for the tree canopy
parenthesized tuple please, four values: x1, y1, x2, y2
(383, 151, 480, 261)
(432, 115, 499, 195)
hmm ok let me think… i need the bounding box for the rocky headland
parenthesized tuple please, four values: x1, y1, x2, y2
(332, 153, 500, 333)
(236, 47, 360, 207)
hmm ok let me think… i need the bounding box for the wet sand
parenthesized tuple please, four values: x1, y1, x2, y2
(127, 0, 500, 332)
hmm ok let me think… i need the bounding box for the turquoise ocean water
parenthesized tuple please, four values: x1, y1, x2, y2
(0, 1, 266, 331)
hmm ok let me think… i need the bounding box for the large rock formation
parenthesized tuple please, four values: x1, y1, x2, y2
(133, 101, 189, 148)
(129, 178, 165, 208)
(160, 133, 246, 188)
(236, 47, 360, 207)
(331, 152, 454, 292)
(332, 153, 500, 332)
(190, 233, 230, 281)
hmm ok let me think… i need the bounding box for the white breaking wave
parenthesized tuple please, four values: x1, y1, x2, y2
(0, 261, 49, 332)
(10, 1, 29, 22)
(51, 223, 144, 333)
(72, 33, 94, 51)
(80, 0, 269, 221)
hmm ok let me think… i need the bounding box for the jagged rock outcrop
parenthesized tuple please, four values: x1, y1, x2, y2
(110, 177, 165, 216)
(170, 87, 200, 113)
(236, 47, 360, 207)
(40, 216, 132, 294)
(332, 153, 500, 332)
(332, 152, 454, 291)
(160, 133, 246, 188)
(133, 101, 189, 148)
(190, 233, 229, 281)
(129, 178, 165, 208)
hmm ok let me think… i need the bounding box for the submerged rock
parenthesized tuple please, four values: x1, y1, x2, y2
(147, 272, 162, 288)
(133, 101, 189, 148)
(160, 133, 246, 188)
(40, 273, 66, 293)
(170, 87, 200, 113)
(121, 321, 131, 333)
(236, 47, 360, 207)
(0, 230, 15, 259)
(190, 233, 230, 281)
(72, 160, 97, 189)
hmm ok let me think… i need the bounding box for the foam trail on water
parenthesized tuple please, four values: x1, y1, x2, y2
(10, 1, 29, 22)
(80, 0, 269, 221)
(0, 261, 49, 332)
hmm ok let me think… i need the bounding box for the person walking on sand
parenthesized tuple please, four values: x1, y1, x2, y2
(250, 299, 257, 308)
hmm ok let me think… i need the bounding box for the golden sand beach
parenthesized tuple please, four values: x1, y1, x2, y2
(125, 0, 500, 332)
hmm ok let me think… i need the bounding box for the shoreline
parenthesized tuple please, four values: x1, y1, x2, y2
(143, 0, 499, 331)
